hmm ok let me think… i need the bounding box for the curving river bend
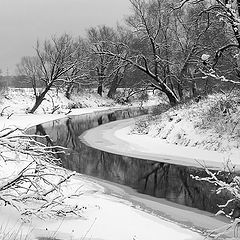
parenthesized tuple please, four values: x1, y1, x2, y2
(28, 107, 233, 218)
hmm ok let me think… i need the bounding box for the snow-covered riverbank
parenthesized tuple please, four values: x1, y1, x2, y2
(82, 118, 240, 171)
(131, 93, 240, 156)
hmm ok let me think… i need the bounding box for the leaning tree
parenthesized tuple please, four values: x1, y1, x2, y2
(18, 34, 83, 113)
(94, 0, 180, 105)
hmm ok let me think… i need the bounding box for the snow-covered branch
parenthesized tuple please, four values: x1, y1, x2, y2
(191, 161, 240, 238)
(0, 127, 85, 221)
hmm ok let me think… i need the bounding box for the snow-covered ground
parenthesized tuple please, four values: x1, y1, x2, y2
(0, 88, 115, 115)
(0, 87, 160, 116)
(0, 88, 206, 240)
(0, 176, 205, 240)
(131, 93, 240, 156)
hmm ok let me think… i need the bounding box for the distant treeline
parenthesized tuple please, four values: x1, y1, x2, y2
(0, 75, 33, 88)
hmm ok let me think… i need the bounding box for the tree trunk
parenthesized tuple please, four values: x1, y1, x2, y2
(165, 90, 179, 106)
(107, 84, 117, 98)
(65, 83, 74, 99)
(160, 83, 179, 106)
(177, 82, 184, 101)
(107, 74, 122, 98)
(97, 83, 103, 96)
(169, 78, 175, 93)
(29, 85, 51, 113)
(97, 72, 105, 96)
(191, 80, 197, 97)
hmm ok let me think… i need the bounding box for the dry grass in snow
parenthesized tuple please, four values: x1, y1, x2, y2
(131, 91, 240, 154)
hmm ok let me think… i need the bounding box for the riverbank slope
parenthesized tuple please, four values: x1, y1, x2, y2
(131, 92, 240, 156)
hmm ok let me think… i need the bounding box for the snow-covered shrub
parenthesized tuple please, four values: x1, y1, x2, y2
(114, 88, 150, 105)
(138, 90, 149, 105)
(199, 92, 240, 135)
(0, 87, 10, 103)
(67, 102, 83, 109)
(130, 117, 150, 134)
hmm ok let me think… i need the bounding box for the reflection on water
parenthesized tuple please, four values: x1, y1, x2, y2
(28, 107, 232, 214)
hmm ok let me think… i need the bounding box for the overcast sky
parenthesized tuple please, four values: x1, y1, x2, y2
(0, 0, 131, 75)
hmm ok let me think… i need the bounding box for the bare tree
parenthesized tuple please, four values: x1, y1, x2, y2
(94, 0, 180, 105)
(175, 0, 240, 87)
(86, 25, 117, 96)
(18, 34, 79, 113)
(100, 26, 131, 99)
(126, 0, 180, 105)
(57, 38, 90, 99)
(17, 56, 41, 96)
(169, 2, 229, 98)
(91, 0, 233, 104)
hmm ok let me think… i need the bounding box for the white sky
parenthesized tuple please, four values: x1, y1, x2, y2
(0, 0, 131, 75)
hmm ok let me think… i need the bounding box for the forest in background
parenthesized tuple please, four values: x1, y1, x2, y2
(1, 0, 240, 113)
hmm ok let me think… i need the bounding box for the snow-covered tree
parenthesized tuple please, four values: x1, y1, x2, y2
(17, 34, 85, 113)
(86, 25, 119, 96)
(110, 0, 180, 106)
(175, 0, 240, 88)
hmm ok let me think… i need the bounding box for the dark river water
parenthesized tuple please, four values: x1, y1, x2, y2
(28, 107, 234, 216)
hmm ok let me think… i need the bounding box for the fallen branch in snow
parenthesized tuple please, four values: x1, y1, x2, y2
(0, 106, 10, 116)
(0, 126, 85, 221)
